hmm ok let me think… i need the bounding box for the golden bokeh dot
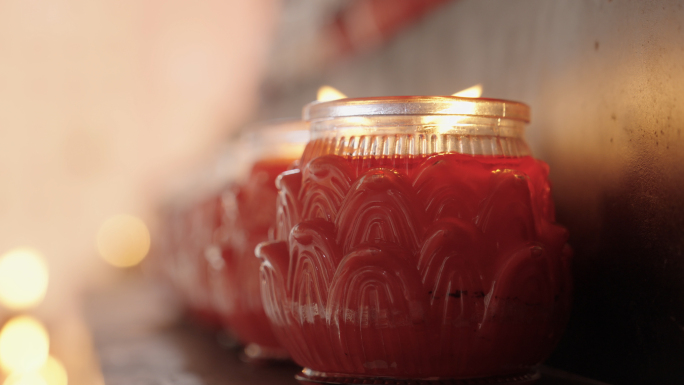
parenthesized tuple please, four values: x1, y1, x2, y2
(0, 316, 49, 374)
(39, 356, 68, 385)
(2, 372, 47, 385)
(0, 248, 49, 310)
(96, 214, 151, 268)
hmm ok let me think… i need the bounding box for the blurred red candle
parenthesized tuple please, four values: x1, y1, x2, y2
(209, 120, 308, 360)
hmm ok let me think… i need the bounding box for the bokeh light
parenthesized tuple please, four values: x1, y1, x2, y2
(316, 85, 347, 102)
(0, 248, 49, 310)
(96, 215, 151, 268)
(2, 372, 47, 385)
(0, 316, 49, 374)
(39, 356, 68, 385)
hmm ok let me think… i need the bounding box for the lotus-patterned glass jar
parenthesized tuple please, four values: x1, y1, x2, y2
(256, 97, 572, 384)
(208, 120, 309, 360)
(153, 149, 233, 330)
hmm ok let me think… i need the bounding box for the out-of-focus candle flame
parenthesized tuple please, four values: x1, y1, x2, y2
(96, 215, 151, 268)
(317, 86, 347, 102)
(0, 248, 49, 311)
(3, 355, 68, 385)
(2, 372, 47, 385)
(452, 84, 483, 98)
(39, 356, 68, 385)
(0, 316, 49, 374)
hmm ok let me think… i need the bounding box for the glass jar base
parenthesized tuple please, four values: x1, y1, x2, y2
(295, 369, 540, 385)
(239, 343, 290, 363)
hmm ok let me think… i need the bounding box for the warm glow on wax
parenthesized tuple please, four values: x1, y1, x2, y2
(317, 86, 347, 102)
(0, 316, 49, 374)
(0, 248, 49, 311)
(97, 215, 151, 268)
(452, 84, 483, 98)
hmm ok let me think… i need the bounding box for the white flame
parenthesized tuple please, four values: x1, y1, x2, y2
(317, 86, 347, 102)
(452, 84, 483, 98)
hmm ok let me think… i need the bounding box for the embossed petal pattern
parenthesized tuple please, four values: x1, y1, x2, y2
(209, 159, 294, 352)
(257, 148, 571, 379)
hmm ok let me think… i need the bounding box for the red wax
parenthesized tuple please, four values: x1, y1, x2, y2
(258, 149, 572, 379)
(210, 158, 297, 353)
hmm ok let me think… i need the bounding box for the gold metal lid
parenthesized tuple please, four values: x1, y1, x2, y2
(303, 96, 530, 123)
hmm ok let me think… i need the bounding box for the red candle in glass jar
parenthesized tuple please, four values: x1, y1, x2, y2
(256, 97, 572, 383)
(183, 196, 224, 328)
(156, 184, 224, 330)
(208, 121, 309, 360)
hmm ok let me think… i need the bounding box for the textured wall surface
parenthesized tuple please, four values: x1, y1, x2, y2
(260, 1, 684, 384)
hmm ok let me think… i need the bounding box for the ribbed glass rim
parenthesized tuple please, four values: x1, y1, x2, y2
(303, 96, 530, 123)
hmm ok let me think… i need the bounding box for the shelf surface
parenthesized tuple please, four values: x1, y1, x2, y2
(85, 275, 610, 385)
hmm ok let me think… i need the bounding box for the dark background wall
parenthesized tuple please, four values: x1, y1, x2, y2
(257, 1, 684, 384)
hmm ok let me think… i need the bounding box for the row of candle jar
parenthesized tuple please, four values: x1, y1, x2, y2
(151, 120, 306, 360)
(151, 96, 572, 385)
